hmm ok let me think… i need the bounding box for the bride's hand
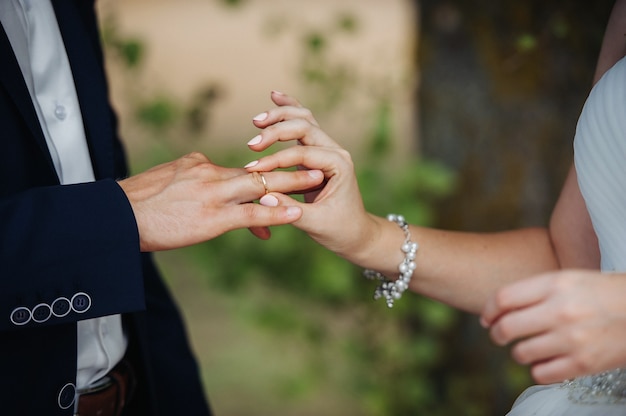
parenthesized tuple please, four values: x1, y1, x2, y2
(481, 270, 626, 384)
(244, 91, 379, 262)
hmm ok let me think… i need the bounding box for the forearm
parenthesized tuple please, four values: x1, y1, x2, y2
(349, 215, 560, 313)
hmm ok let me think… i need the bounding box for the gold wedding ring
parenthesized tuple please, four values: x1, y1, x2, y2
(252, 171, 270, 194)
(259, 172, 270, 194)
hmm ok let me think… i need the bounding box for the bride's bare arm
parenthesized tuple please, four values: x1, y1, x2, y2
(549, 165, 600, 270)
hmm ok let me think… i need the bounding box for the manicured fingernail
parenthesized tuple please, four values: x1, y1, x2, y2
(271, 90, 284, 96)
(247, 135, 262, 146)
(260, 194, 278, 206)
(253, 112, 268, 121)
(244, 160, 259, 168)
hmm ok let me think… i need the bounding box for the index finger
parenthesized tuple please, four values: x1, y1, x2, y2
(252, 91, 320, 129)
(244, 145, 348, 179)
(270, 90, 303, 107)
(248, 118, 341, 153)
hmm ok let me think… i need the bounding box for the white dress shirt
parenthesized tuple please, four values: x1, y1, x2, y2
(0, 0, 126, 390)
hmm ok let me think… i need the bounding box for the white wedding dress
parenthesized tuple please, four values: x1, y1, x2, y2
(506, 56, 626, 415)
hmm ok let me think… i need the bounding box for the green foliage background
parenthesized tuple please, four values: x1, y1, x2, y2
(97, 1, 572, 414)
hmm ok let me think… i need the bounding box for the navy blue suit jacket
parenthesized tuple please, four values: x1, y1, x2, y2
(0, 1, 212, 414)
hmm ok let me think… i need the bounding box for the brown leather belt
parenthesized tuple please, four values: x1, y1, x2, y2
(76, 360, 135, 416)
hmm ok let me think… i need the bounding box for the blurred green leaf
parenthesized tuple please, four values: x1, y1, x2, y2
(516, 33, 537, 52)
(220, 0, 247, 7)
(136, 96, 177, 130)
(338, 14, 358, 33)
(118, 39, 144, 68)
(306, 32, 326, 53)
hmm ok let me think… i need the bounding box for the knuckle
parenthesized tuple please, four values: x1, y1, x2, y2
(565, 327, 588, 347)
(550, 274, 575, 292)
(493, 288, 512, 311)
(570, 351, 594, 374)
(241, 203, 261, 220)
(294, 118, 310, 130)
(336, 149, 355, 168)
(301, 108, 314, 119)
(556, 302, 583, 323)
(191, 162, 216, 176)
(337, 148, 352, 161)
(248, 171, 259, 183)
(185, 151, 209, 161)
(178, 152, 210, 170)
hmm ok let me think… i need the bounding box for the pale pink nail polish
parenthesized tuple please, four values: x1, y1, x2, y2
(244, 160, 259, 168)
(253, 112, 268, 121)
(259, 194, 279, 207)
(247, 135, 262, 146)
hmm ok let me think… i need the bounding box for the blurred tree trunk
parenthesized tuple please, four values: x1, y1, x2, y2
(416, 0, 613, 230)
(412, 1, 615, 414)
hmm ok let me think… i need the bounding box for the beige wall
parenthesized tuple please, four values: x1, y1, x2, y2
(98, 0, 418, 162)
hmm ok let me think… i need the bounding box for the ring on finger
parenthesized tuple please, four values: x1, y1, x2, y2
(259, 172, 270, 194)
(251, 171, 270, 194)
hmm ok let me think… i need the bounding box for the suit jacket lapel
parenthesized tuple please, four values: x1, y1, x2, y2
(0, 23, 57, 176)
(51, 0, 115, 180)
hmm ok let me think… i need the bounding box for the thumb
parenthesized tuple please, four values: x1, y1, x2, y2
(259, 192, 317, 232)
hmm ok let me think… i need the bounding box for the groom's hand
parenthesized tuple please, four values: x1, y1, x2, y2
(118, 152, 324, 251)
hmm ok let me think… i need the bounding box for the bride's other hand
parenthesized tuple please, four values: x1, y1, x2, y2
(244, 91, 380, 263)
(481, 271, 626, 384)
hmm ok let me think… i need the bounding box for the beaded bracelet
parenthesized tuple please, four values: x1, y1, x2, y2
(363, 214, 418, 308)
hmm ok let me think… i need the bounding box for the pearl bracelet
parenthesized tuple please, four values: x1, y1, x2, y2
(363, 214, 418, 308)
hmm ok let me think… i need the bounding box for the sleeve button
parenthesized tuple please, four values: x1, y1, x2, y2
(10, 307, 31, 326)
(71, 292, 91, 313)
(32, 303, 51, 323)
(51, 297, 71, 318)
